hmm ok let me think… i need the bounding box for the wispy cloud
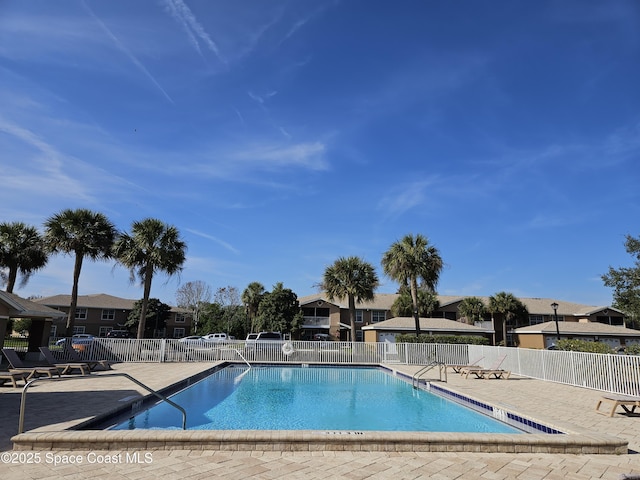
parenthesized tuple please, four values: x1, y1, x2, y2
(161, 0, 226, 65)
(0, 117, 95, 203)
(232, 142, 328, 171)
(185, 228, 239, 254)
(82, 1, 174, 103)
(377, 177, 439, 218)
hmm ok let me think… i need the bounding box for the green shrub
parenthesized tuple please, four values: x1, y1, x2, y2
(396, 334, 489, 345)
(556, 338, 614, 354)
(623, 344, 640, 355)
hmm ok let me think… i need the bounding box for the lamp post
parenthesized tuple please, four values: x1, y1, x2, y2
(551, 302, 560, 341)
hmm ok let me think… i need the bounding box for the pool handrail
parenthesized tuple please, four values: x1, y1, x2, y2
(18, 372, 188, 434)
(412, 361, 447, 387)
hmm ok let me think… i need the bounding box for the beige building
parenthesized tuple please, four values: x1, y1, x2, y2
(34, 293, 192, 339)
(298, 292, 627, 345)
(515, 321, 640, 349)
(362, 317, 493, 343)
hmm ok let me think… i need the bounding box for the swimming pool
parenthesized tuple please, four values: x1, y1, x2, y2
(112, 366, 520, 433)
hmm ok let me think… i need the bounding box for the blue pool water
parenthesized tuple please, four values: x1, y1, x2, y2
(113, 366, 521, 433)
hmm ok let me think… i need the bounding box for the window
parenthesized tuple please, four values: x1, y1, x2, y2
(101, 309, 115, 321)
(72, 326, 86, 335)
(529, 315, 544, 325)
(174, 328, 186, 338)
(355, 330, 363, 341)
(597, 316, 624, 326)
(371, 310, 386, 323)
(355, 310, 363, 323)
(175, 313, 186, 323)
(49, 325, 57, 337)
(75, 308, 87, 320)
(99, 327, 112, 337)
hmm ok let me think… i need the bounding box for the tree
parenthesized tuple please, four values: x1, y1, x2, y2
(0, 222, 48, 293)
(322, 256, 379, 342)
(213, 286, 244, 336)
(458, 297, 487, 325)
(113, 218, 186, 339)
(255, 282, 303, 336)
(391, 286, 439, 318)
(242, 282, 265, 333)
(488, 292, 528, 346)
(381, 234, 443, 336)
(602, 234, 640, 328)
(175, 280, 212, 334)
(126, 298, 171, 338)
(44, 209, 116, 336)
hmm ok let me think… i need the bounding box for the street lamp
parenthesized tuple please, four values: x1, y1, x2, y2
(551, 302, 560, 340)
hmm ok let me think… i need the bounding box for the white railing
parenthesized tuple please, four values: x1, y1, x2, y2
(66, 339, 640, 396)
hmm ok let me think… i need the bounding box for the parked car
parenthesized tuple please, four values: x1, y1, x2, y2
(202, 333, 229, 343)
(106, 330, 132, 338)
(178, 335, 204, 344)
(313, 333, 331, 341)
(55, 334, 95, 346)
(246, 332, 283, 349)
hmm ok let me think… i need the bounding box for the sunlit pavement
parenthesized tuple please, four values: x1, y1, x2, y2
(1, 362, 639, 479)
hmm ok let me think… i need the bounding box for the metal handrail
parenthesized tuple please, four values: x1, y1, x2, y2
(18, 372, 187, 434)
(412, 361, 447, 388)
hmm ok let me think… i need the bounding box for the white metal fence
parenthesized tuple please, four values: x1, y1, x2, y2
(58, 339, 640, 396)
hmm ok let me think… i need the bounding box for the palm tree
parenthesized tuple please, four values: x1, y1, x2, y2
(458, 296, 486, 325)
(0, 222, 48, 293)
(381, 233, 443, 336)
(44, 209, 116, 336)
(391, 286, 439, 318)
(322, 256, 379, 342)
(113, 218, 186, 339)
(242, 282, 265, 333)
(488, 291, 528, 346)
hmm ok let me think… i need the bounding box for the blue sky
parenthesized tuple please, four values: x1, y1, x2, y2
(1, 0, 639, 308)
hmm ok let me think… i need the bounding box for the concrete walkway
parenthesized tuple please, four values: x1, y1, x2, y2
(0, 362, 639, 479)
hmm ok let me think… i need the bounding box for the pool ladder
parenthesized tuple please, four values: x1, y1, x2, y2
(411, 361, 447, 388)
(17, 373, 188, 434)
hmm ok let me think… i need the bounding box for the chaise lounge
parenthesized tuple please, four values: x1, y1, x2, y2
(39, 347, 91, 375)
(62, 342, 112, 371)
(446, 356, 484, 373)
(460, 356, 510, 379)
(595, 394, 640, 417)
(2, 348, 61, 380)
(0, 370, 28, 388)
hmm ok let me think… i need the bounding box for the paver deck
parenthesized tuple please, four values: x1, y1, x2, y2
(0, 362, 639, 479)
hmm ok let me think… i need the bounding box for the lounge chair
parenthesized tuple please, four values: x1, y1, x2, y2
(595, 394, 640, 417)
(2, 348, 61, 380)
(460, 355, 508, 379)
(39, 347, 91, 375)
(0, 370, 28, 388)
(469, 368, 511, 380)
(446, 356, 484, 373)
(62, 342, 112, 371)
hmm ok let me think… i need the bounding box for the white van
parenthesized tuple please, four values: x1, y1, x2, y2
(202, 333, 229, 343)
(246, 332, 283, 349)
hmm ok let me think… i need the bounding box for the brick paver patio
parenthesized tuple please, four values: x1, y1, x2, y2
(0, 362, 639, 479)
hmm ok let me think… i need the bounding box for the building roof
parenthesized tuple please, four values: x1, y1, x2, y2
(34, 293, 187, 312)
(362, 316, 494, 334)
(0, 291, 66, 318)
(298, 293, 398, 310)
(35, 293, 137, 310)
(515, 321, 640, 337)
(299, 292, 618, 318)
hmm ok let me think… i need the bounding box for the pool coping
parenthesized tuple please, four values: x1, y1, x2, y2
(11, 363, 628, 454)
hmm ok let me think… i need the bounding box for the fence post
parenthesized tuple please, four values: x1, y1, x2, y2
(160, 339, 166, 363)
